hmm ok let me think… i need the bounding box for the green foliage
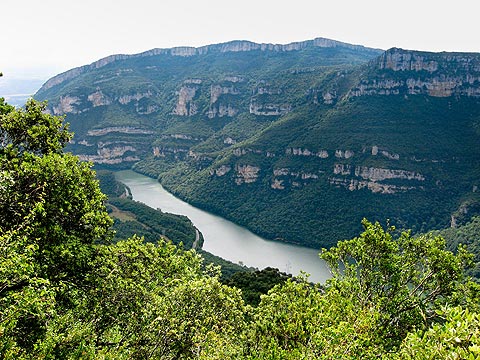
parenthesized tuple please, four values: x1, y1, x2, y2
(0, 98, 113, 356)
(2, 94, 479, 358)
(197, 249, 249, 280)
(225, 267, 291, 306)
(1, 98, 71, 154)
(96, 169, 130, 198)
(243, 221, 476, 358)
(435, 216, 480, 280)
(244, 277, 385, 359)
(108, 197, 199, 249)
(394, 306, 480, 360)
(321, 219, 470, 349)
(77, 237, 246, 359)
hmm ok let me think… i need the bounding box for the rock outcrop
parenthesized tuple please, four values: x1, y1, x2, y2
(78, 145, 139, 164)
(48, 88, 159, 116)
(39, 38, 377, 92)
(235, 165, 260, 185)
(286, 148, 329, 158)
(210, 165, 232, 177)
(249, 101, 291, 116)
(329, 177, 418, 194)
(53, 96, 81, 115)
(330, 164, 425, 194)
(173, 85, 198, 116)
(88, 90, 111, 107)
(350, 48, 480, 98)
(118, 91, 153, 105)
(87, 127, 154, 136)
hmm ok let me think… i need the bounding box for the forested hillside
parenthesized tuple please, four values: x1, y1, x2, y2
(1, 96, 480, 358)
(95, 169, 248, 279)
(34, 39, 480, 248)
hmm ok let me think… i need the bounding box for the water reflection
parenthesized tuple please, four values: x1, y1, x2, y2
(115, 170, 331, 283)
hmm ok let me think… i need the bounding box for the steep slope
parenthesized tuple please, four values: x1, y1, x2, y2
(35, 38, 381, 166)
(35, 40, 480, 248)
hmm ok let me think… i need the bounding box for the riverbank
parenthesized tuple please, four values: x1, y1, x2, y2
(115, 170, 331, 283)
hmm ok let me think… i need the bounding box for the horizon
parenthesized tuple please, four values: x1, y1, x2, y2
(2, 0, 479, 82)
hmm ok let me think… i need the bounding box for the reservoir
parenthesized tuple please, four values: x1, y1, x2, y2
(115, 170, 331, 283)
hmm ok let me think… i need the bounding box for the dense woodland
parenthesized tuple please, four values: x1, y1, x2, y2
(34, 43, 480, 250)
(2, 93, 480, 358)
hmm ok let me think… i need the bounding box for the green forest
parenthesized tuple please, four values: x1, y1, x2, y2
(34, 43, 480, 251)
(2, 94, 480, 358)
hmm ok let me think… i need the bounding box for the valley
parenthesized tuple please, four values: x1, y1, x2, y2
(3, 32, 480, 358)
(115, 170, 331, 283)
(34, 38, 480, 249)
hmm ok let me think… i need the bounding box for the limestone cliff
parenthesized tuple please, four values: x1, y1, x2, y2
(78, 144, 139, 164)
(39, 37, 378, 92)
(205, 84, 238, 118)
(52, 96, 83, 115)
(235, 165, 260, 185)
(330, 164, 425, 194)
(350, 48, 480, 98)
(173, 85, 199, 116)
(50, 89, 158, 116)
(249, 101, 291, 116)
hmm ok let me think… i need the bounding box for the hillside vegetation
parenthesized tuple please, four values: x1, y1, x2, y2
(2, 96, 480, 358)
(95, 169, 248, 279)
(34, 39, 480, 248)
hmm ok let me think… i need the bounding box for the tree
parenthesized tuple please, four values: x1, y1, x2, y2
(320, 219, 471, 349)
(0, 97, 113, 355)
(395, 306, 480, 359)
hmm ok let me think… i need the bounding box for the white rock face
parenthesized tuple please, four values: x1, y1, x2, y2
(97, 145, 136, 158)
(378, 50, 439, 72)
(53, 96, 81, 115)
(371, 146, 399, 160)
(210, 165, 231, 177)
(88, 90, 111, 107)
(329, 177, 418, 194)
(210, 84, 239, 104)
(286, 148, 329, 158)
(330, 164, 425, 194)
(271, 179, 285, 190)
(381, 150, 400, 160)
(333, 164, 352, 176)
(208, 104, 238, 118)
(350, 49, 480, 98)
(354, 166, 424, 181)
(235, 165, 260, 184)
(87, 127, 153, 136)
(207, 83, 239, 118)
(173, 86, 198, 116)
(168, 134, 193, 140)
(249, 101, 291, 116)
(335, 150, 354, 159)
(118, 91, 152, 105)
(273, 168, 290, 176)
(224, 137, 236, 145)
(233, 148, 247, 156)
(78, 145, 139, 164)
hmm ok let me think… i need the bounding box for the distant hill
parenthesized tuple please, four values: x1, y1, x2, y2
(34, 38, 480, 248)
(0, 77, 46, 106)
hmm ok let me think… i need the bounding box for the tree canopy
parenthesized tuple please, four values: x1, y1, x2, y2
(1, 95, 479, 358)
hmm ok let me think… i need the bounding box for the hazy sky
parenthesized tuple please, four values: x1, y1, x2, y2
(1, 0, 479, 80)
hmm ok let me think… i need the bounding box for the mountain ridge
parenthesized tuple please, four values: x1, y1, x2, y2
(38, 37, 381, 92)
(34, 38, 480, 248)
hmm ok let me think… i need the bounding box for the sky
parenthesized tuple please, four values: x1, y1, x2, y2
(1, 0, 479, 81)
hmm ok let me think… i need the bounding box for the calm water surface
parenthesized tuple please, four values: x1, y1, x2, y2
(115, 170, 331, 283)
